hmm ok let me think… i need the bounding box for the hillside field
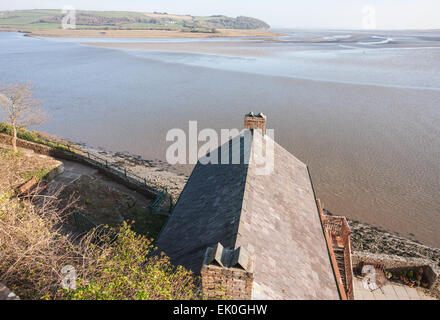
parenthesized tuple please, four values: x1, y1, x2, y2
(0, 9, 270, 34)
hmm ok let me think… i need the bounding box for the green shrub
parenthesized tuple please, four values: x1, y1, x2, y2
(0, 122, 12, 135)
(61, 222, 200, 300)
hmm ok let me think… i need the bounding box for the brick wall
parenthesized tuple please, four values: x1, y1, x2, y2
(201, 264, 254, 300)
(244, 113, 266, 135)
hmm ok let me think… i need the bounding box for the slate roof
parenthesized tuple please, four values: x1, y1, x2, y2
(156, 129, 340, 300)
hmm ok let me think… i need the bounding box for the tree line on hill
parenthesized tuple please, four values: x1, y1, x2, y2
(35, 12, 270, 30)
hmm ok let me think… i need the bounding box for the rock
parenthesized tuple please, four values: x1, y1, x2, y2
(347, 218, 440, 263)
(0, 282, 19, 300)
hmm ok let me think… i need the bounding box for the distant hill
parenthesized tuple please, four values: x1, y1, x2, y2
(0, 9, 270, 33)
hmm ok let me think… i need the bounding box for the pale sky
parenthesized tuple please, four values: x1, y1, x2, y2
(1, 0, 439, 30)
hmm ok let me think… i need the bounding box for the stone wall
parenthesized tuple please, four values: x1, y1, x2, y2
(201, 264, 254, 300)
(0, 133, 54, 156)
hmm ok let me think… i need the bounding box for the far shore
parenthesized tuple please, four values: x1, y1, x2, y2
(0, 28, 284, 39)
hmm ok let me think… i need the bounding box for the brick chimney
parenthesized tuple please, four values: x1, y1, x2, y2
(244, 112, 266, 135)
(201, 243, 254, 300)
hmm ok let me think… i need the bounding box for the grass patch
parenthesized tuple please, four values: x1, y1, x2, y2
(0, 149, 23, 160)
(0, 145, 60, 194)
(20, 167, 52, 181)
(61, 176, 167, 239)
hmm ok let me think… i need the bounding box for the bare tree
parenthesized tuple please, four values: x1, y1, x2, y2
(0, 82, 47, 152)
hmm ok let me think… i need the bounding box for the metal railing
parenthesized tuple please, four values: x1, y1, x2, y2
(73, 210, 97, 232)
(324, 215, 354, 300)
(150, 189, 173, 215)
(78, 148, 174, 215)
(82, 149, 161, 195)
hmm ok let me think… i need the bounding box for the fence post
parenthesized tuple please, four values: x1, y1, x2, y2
(124, 168, 127, 178)
(105, 160, 108, 168)
(87, 151, 90, 159)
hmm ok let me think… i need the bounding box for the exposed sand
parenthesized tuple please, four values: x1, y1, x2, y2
(5, 28, 283, 39)
(382, 43, 440, 47)
(83, 34, 440, 58)
(85, 41, 276, 57)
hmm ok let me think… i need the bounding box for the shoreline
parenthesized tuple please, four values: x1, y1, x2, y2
(79, 144, 440, 264)
(0, 28, 284, 39)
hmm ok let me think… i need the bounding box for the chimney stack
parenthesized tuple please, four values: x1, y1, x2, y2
(244, 112, 266, 135)
(201, 243, 254, 300)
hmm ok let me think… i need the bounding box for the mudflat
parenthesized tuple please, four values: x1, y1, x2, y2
(3, 28, 283, 39)
(86, 41, 276, 57)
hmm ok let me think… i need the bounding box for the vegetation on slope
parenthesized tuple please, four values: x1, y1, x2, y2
(0, 9, 270, 33)
(0, 131, 199, 299)
(0, 165, 199, 299)
(0, 146, 59, 193)
(0, 189, 199, 300)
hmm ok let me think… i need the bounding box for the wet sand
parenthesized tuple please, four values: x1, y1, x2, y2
(9, 28, 283, 39)
(86, 41, 276, 57)
(85, 36, 440, 60)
